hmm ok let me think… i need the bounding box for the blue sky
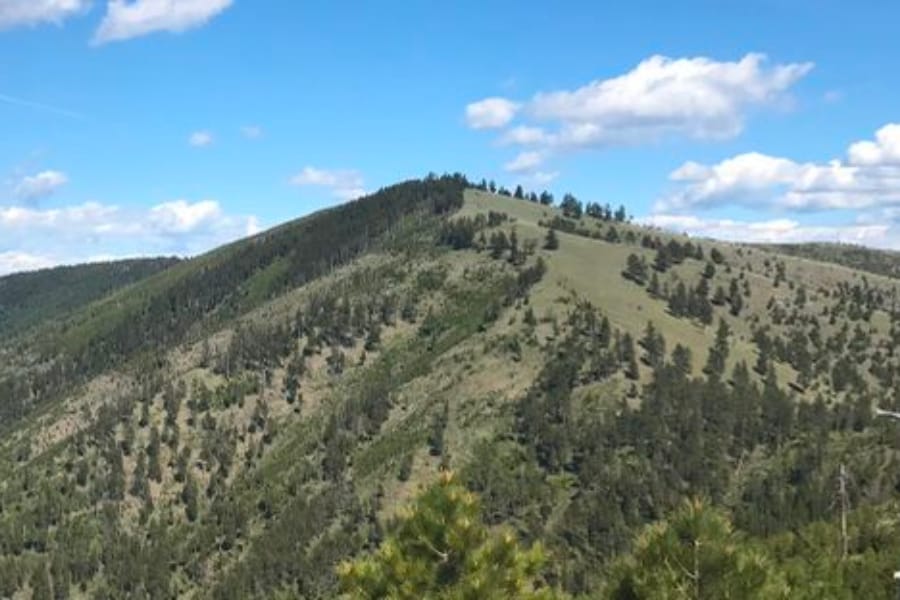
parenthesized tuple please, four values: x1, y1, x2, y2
(2, 0, 900, 274)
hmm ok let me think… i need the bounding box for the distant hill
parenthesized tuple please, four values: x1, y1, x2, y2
(758, 241, 900, 280)
(2, 175, 900, 597)
(0, 257, 179, 337)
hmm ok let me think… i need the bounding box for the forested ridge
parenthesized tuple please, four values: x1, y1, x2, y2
(0, 257, 179, 338)
(1, 175, 900, 597)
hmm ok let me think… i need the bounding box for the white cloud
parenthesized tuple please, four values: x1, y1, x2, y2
(188, 130, 213, 147)
(535, 53, 811, 146)
(13, 170, 68, 201)
(290, 166, 367, 200)
(658, 123, 900, 213)
(93, 0, 232, 44)
(640, 213, 891, 247)
(530, 171, 559, 185)
(473, 53, 811, 159)
(0, 198, 259, 274)
(0, 251, 56, 276)
(241, 125, 263, 139)
(149, 199, 221, 233)
(504, 151, 544, 173)
(464, 97, 520, 129)
(847, 123, 900, 166)
(500, 125, 548, 146)
(0, 0, 91, 30)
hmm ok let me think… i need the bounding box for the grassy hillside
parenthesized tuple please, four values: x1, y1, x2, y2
(0, 257, 179, 338)
(2, 177, 900, 597)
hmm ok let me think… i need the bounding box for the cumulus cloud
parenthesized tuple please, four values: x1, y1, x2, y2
(13, 170, 68, 202)
(188, 130, 213, 147)
(93, 0, 232, 44)
(148, 199, 221, 233)
(472, 53, 811, 156)
(465, 97, 520, 129)
(640, 214, 891, 246)
(504, 151, 544, 174)
(0, 198, 259, 274)
(0, 0, 91, 30)
(500, 125, 548, 146)
(290, 166, 366, 201)
(847, 123, 900, 166)
(658, 123, 900, 213)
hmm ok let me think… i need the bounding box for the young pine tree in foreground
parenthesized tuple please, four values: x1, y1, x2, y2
(337, 472, 566, 599)
(606, 499, 789, 600)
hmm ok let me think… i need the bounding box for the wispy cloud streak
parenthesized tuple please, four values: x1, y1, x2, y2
(0, 92, 85, 120)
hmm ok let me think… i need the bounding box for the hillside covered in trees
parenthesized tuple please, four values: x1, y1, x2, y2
(0, 257, 179, 338)
(2, 174, 900, 598)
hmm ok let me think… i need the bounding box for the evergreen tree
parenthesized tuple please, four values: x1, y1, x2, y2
(672, 344, 693, 376)
(729, 278, 744, 316)
(712, 285, 727, 306)
(338, 472, 565, 599)
(704, 319, 731, 379)
(182, 473, 199, 522)
(647, 272, 661, 297)
(623, 253, 648, 284)
(640, 321, 666, 368)
(710, 247, 725, 264)
(607, 499, 789, 599)
(560, 193, 583, 219)
(622, 333, 640, 380)
(544, 228, 560, 251)
(490, 230, 509, 260)
(653, 246, 671, 272)
(669, 282, 689, 317)
(147, 425, 162, 483)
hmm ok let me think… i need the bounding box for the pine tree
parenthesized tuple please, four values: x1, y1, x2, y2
(711, 247, 725, 264)
(704, 318, 731, 379)
(624, 253, 648, 284)
(647, 271, 661, 297)
(544, 228, 559, 251)
(669, 282, 689, 317)
(712, 285, 727, 306)
(182, 473, 199, 522)
(607, 499, 789, 599)
(622, 333, 640, 380)
(672, 344, 693, 376)
(338, 472, 565, 599)
(491, 231, 509, 259)
(148, 425, 162, 483)
(640, 321, 666, 368)
(729, 278, 744, 316)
